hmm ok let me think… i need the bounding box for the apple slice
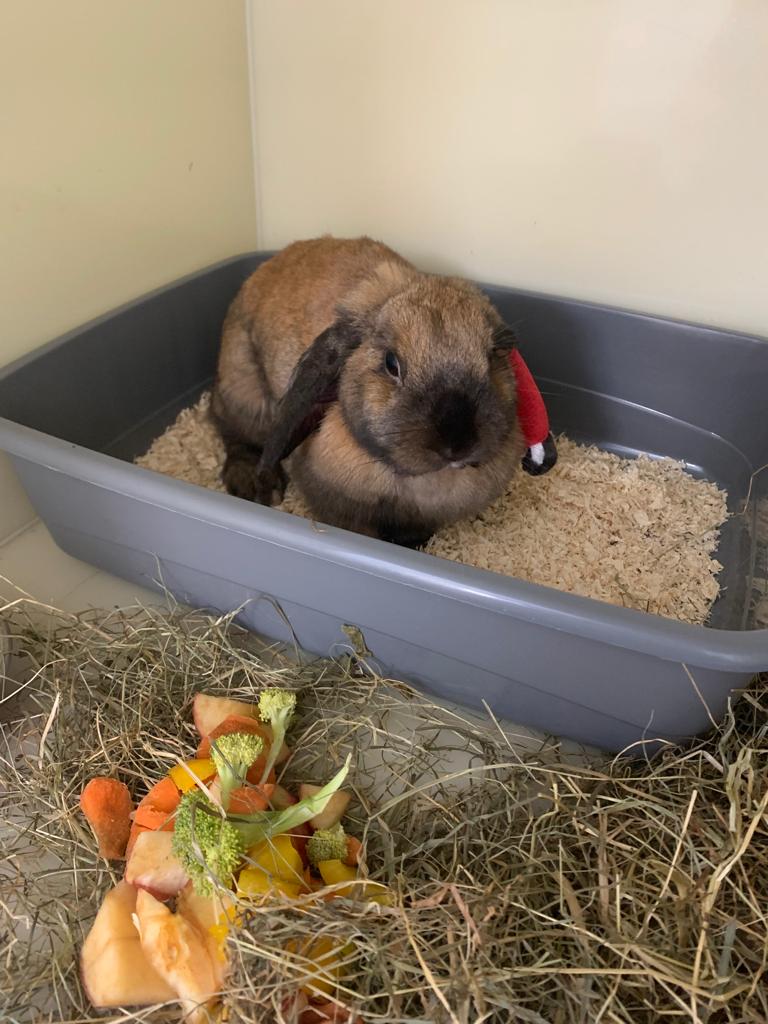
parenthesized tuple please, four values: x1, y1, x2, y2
(192, 693, 290, 763)
(192, 693, 259, 738)
(125, 830, 189, 900)
(271, 783, 298, 810)
(298, 785, 351, 830)
(135, 888, 221, 1024)
(80, 881, 176, 1007)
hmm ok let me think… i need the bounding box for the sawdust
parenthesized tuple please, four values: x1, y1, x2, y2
(136, 392, 729, 625)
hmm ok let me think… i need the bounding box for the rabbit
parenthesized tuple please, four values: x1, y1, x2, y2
(210, 235, 525, 549)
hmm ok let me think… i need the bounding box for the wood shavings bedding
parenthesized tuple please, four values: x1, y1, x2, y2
(136, 392, 729, 626)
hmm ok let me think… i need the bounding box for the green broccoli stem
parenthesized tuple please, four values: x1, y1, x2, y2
(218, 776, 236, 812)
(235, 754, 351, 850)
(259, 716, 288, 785)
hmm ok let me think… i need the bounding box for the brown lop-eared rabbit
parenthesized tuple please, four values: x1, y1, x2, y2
(211, 236, 533, 548)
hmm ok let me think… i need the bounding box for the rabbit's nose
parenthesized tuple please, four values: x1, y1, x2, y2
(432, 389, 479, 463)
(440, 439, 480, 466)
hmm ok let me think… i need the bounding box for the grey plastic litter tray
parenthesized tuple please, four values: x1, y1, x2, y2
(1, 253, 767, 753)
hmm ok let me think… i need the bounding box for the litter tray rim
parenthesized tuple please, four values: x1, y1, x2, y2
(1, 417, 766, 674)
(1, 251, 766, 388)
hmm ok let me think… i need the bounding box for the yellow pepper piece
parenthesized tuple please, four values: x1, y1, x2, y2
(318, 859, 393, 904)
(367, 886, 394, 906)
(317, 858, 358, 895)
(208, 905, 242, 953)
(246, 834, 304, 883)
(238, 866, 302, 900)
(285, 935, 355, 997)
(169, 758, 216, 793)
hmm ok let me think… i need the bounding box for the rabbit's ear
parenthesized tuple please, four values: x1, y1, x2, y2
(257, 318, 362, 469)
(491, 324, 517, 351)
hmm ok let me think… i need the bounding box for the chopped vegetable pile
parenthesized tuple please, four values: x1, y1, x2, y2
(79, 689, 385, 1024)
(7, 599, 766, 1024)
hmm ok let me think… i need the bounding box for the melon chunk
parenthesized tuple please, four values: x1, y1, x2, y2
(135, 888, 221, 1023)
(80, 881, 176, 1008)
(177, 883, 233, 987)
(298, 785, 351, 830)
(125, 829, 189, 900)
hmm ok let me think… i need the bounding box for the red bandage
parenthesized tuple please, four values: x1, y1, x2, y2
(509, 348, 549, 449)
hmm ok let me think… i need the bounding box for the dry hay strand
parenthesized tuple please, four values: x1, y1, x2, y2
(1, 596, 767, 1024)
(135, 393, 728, 626)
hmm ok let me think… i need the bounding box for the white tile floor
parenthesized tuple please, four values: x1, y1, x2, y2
(0, 519, 160, 609)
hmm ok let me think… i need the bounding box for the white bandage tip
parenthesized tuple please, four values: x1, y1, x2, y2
(529, 442, 545, 466)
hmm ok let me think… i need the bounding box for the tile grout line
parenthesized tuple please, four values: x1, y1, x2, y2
(0, 515, 40, 550)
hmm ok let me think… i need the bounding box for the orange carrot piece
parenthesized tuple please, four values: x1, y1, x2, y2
(196, 714, 272, 759)
(246, 760, 276, 787)
(133, 805, 176, 831)
(290, 822, 312, 866)
(344, 836, 363, 867)
(228, 783, 274, 814)
(140, 776, 181, 813)
(131, 775, 181, 832)
(79, 777, 134, 860)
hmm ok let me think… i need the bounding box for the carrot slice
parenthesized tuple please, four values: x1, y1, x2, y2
(246, 760, 276, 787)
(79, 777, 134, 860)
(131, 776, 181, 831)
(344, 836, 363, 867)
(141, 776, 181, 813)
(133, 805, 176, 831)
(290, 822, 312, 866)
(196, 714, 272, 759)
(228, 783, 274, 814)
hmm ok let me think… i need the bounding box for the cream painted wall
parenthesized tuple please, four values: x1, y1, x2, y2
(0, 1, 257, 539)
(249, 0, 768, 337)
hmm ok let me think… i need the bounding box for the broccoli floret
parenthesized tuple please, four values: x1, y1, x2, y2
(172, 790, 245, 896)
(307, 824, 348, 868)
(257, 688, 297, 784)
(173, 755, 352, 895)
(211, 731, 264, 810)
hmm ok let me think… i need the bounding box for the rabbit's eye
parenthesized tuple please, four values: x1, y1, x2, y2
(384, 350, 402, 380)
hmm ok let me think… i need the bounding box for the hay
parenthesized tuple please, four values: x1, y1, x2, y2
(1, 596, 767, 1024)
(135, 393, 728, 626)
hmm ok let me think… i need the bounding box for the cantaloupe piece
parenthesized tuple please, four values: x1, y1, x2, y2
(176, 882, 234, 986)
(135, 888, 222, 1024)
(80, 881, 176, 1008)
